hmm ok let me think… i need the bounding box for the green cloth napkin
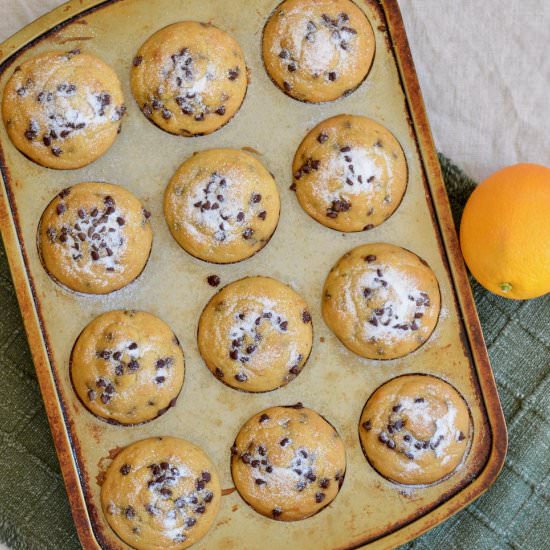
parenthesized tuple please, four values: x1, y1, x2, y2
(0, 155, 548, 550)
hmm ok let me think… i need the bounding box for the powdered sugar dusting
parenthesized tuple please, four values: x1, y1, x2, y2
(346, 264, 430, 343)
(171, 170, 265, 251)
(271, 8, 359, 79)
(106, 460, 216, 544)
(47, 205, 127, 278)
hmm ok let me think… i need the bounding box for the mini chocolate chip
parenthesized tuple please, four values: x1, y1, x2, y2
(155, 376, 165, 384)
(414, 397, 425, 403)
(242, 228, 254, 239)
(128, 359, 139, 372)
(362, 420, 372, 431)
(279, 321, 288, 331)
(280, 438, 289, 447)
(317, 132, 328, 144)
(91, 250, 100, 261)
(319, 478, 330, 489)
(259, 413, 270, 423)
(195, 505, 206, 513)
(272, 507, 282, 518)
(87, 389, 96, 401)
(315, 492, 325, 503)
(255, 478, 266, 485)
(51, 147, 62, 156)
(207, 274, 220, 287)
(328, 72, 336, 81)
(302, 310, 312, 323)
(125, 505, 135, 519)
(458, 432, 466, 441)
(235, 372, 248, 382)
(283, 81, 292, 92)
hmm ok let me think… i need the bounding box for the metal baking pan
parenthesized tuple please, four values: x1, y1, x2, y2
(0, 0, 507, 548)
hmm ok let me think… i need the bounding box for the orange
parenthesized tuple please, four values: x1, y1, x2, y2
(459, 163, 550, 300)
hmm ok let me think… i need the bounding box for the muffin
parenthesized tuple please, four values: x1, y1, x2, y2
(231, 404, 346, 520)
(101, 437, 220, 550)
(359, 375, 472, 485)
(2, 49, 125, 169)
(71, 310, 184, 425)
(164, 149, 280, 264)
(262, 0, 375, 102)
(198, 276, 313, 392)
(131, 21, 247, 136)
(38, 182, 152, 294)
(292, 114, 407, 231)
(322, 243, 440, 359)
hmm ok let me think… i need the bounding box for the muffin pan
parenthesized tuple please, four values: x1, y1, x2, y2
(0, 1, 506, 549)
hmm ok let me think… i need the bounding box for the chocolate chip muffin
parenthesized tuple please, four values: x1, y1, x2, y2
(262, 0, 375, 102)
(101, 437, 220, 550)
(292, 114, 407, 231)
(2, 49, 125, 169)
(38, 182, 152, 294)
(231, 404, 346, 521)
(359, 375, 472, 485)
(131, 21, 247, 136)
(71, 310, 184, 425)
(322, 243, 441, 359)
(164, 149, 280, 264)
(198, 277, 313, 392)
